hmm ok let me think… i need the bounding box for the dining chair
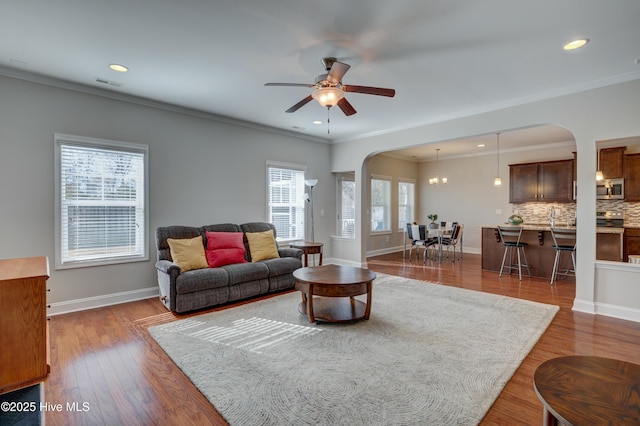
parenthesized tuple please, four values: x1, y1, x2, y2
(550, 227, 577, 284)
(406, 223, 430, 261)
(498, 226, 531, 280)
(440, 223, 464, 262)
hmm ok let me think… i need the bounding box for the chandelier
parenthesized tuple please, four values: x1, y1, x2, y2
(429, 148, 447, 186)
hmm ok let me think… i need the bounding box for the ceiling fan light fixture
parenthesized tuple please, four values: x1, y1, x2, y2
(312, 87, 344, 108)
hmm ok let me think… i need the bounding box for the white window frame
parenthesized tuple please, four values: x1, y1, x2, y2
(370, 174, 392, 234)
(336, 172, 356, 239)
(266, 161, 306, 242)
(54, 133, 149, 269)
(398, 179, 416, 231)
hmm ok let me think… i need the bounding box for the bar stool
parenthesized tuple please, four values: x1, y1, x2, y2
(550, 227, 576, 284)
(498, 226, 531, 280)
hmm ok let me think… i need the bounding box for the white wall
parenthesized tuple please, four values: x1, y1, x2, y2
(331, 79, 640, 322)
(0, 75, 332, 312)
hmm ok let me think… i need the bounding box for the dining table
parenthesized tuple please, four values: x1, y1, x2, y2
(427, 227, 453, 263)
(403, 224, 454, 263)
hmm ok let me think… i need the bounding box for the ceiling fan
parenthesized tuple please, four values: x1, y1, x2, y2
(264, 57, 395, 116)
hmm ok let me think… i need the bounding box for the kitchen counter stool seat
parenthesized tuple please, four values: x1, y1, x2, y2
(498, 226, 531, 280)
(550, 227, 577, 284)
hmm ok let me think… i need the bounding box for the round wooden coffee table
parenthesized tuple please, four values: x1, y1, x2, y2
(534, 355, 640, 425)
(293, 264, 376, 323)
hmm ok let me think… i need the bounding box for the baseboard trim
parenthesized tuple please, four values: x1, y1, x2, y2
(48, 287, 159, 316)
(572, 298, 596, 315)
(366, 246, 479, 258)
(573, 298, 640, 323)
(594, 302, 640, 323)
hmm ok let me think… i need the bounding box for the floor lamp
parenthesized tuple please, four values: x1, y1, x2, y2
(305, 179, 318, 242)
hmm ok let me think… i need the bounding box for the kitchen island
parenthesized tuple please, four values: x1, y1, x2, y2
(482, 224, 624, 280)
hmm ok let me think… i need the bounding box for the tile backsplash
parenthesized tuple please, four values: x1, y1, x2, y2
(511, 203, 576, 225)
(511, 201, 640, 226)
(596, 200, 640, 225)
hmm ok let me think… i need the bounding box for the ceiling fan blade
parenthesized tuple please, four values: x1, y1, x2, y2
(337, 98, 357, 116)
(285, 95, 313, 113)
(343, 85, 395, 97)
(327, 61, 351, 84)
(265, 83, 314, 88)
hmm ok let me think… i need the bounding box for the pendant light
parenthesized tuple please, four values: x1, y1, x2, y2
(494, 132, 502, 186)
(429, 148, 447, 186)
(595, 148, 604, 181)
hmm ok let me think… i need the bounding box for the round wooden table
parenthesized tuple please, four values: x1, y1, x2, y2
(534, 355, 640, 425)
(293, 264, 376, 323)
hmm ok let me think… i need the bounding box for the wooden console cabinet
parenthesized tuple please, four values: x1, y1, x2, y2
(0, 256, 50, 394)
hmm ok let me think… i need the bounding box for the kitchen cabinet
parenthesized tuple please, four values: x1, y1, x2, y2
(598, 146, 625, 179)
(624, 228, 640, 262)
(0, 257, 50, 394)
(509, 159, 574, 203)
(624, 153, 640, 201)
(596, 232, 623, 261)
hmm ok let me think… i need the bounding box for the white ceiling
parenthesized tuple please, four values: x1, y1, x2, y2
(2, 0, 639, 156)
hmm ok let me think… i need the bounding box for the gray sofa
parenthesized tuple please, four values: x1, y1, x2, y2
(155, 222, 303, 313)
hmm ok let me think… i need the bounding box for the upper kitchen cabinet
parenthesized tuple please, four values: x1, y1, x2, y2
(625, 153, 640, 201)
(598, 146, 625, 179)
(509, 163, 538, 203)
(509, 159, 574, 203)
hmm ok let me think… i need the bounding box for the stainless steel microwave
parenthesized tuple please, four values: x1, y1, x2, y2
(596, 178, 624, 199)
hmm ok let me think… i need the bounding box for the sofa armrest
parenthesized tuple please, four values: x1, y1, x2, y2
(278, 247, 303, 260)
(156, 259, 182, 275)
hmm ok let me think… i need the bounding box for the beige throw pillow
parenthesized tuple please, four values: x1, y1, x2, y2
(246, 230, 280, 262)
(167, 236, 208, 272)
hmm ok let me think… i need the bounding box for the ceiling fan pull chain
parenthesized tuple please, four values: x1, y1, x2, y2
(327, 107, 331, 135)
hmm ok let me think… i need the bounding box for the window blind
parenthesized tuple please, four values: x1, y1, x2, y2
(398, 180, 415, 229)
(267, 163, 305, 240)
(337, 173, 356, 239)
(371, 176, 391, 232)
(58, 140, 147, 266)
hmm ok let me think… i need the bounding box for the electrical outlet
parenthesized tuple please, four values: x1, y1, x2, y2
(534, 209, 539, 215)
(496, 209, 502, 215)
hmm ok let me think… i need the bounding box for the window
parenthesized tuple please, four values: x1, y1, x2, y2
(370, 175, 391, 233)
(336, 172, 356, 239)
(267, 162, 306, 241)
(54, 134, 149, 269)
(398, 180, 415, 230)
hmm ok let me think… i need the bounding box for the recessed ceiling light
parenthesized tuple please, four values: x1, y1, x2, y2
(563, 38, 589, 51)
(109, 63, 129, 72)
(313, 120, 322, 125)
(477, 144, 485, 148)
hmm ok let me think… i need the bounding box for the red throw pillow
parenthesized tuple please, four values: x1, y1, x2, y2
(205, 232, 247, 267)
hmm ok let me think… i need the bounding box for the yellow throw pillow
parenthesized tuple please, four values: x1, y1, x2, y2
(167, 236, 208, 272)
(246, 230, 280, 262)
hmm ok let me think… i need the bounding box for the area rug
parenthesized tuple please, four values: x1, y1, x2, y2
(148, 274, 558, 425)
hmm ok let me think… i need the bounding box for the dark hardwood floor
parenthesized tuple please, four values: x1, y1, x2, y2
(44, 252, 640, 425)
